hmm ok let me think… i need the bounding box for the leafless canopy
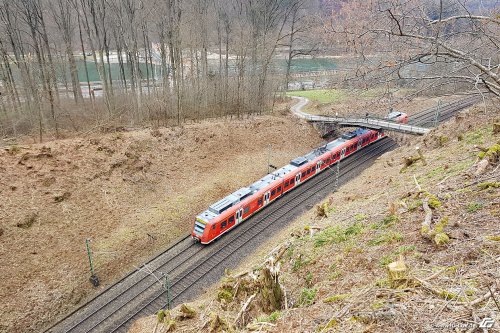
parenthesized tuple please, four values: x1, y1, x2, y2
(325, 0, 500, 98)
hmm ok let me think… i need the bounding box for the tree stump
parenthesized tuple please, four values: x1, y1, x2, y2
(388, 255, 408, 288)
(259, 267, 283, 313)
(493, 123, 500, 135)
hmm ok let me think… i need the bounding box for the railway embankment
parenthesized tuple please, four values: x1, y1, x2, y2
(0, 113, 322, 333)
(130, 99, 500, 332)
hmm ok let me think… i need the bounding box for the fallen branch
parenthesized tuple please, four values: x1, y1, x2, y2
(422, 267, 448, 282)
(420, 198, 433, 239)
(234, 294, 256, 327)
(414, 175, 422, 192)
(457, 285, 497, 306)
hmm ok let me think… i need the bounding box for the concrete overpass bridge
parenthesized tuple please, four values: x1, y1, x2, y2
(290, 96, 431, 135)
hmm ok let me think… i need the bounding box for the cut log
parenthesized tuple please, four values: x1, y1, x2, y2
(475, 159, 490, 175)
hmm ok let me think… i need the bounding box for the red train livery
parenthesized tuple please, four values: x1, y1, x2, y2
(191, 125, 393, 244)
(387, 111, 409, 124)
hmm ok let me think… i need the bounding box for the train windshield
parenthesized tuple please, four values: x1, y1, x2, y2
(194, 220, 206, 236)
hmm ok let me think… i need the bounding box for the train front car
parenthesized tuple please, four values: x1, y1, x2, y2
(387, 111, 409, 124)
(192, 209, 217, 243)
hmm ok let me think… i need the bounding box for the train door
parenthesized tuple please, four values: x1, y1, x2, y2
(295, 173, 301, 185)
(341, 148, 346, 159)
(264, 191, 271, 205)
(357, 138, 363, 149)
(235, 208, 243, 224)
(316, 161, 321, 174)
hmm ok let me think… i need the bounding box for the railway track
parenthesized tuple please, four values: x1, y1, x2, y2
(407, 95, 481, 127)
(46, 94, 481, 333)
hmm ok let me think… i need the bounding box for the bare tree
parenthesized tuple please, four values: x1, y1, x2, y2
(0, 0, 322, 138)
(325, 0, 500, 98)
(52, 0, 84, 104)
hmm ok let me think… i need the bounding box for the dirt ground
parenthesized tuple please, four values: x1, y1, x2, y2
(0, 111, 322, 333)
(129, 99, 500, 332)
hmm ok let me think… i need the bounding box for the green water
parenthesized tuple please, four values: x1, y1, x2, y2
(75, 61, 160, 83)
(72, 58, 339, 83)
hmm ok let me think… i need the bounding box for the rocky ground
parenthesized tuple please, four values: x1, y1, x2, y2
(0, 109, 322, 333)
(129, 99, 500, 333)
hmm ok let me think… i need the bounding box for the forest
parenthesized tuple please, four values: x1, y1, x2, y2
(0, 0, 325, 140)
(0, 0, 498, 141)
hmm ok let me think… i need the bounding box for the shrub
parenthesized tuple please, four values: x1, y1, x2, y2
(354, 213, 367, 221)
(323, 293, 350, 303)
(314, 223, 364, 247)
(369, 230, 403, 246)
(298, 288, 317, 306)
(305, 271, 313, 287)
(467, 202, 483, 213)
(258, 311, 281, 323)
(292, 255, 310, 272)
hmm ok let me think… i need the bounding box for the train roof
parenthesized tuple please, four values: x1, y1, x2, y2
(388, 111, 403, 118)
(291, 129, 370, 166)
(197, 127, 375, 222)
(208, 187, 253, 215)
(197, 209, 218, 221)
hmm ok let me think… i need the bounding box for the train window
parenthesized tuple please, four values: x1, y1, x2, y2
(290, 179, 295, 185)
(212, 224, 216, 230)
(285, 180, 289, 187)
(271, 189, 276, 196)
(221, 221, 227, 229)
(258, 198, 263, 205)
(306, 169, 310, 175)
(229, 216, 234, 223)
(244, 206, 250, 214)
(302, 172, 306, 177)
(277, 186, 282, 192)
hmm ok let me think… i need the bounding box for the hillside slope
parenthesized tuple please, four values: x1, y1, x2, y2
(130, 101, 499, 332)
(0, 114, 322, 333)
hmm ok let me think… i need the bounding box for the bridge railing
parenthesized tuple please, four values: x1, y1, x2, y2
(301, 114, 430, 135)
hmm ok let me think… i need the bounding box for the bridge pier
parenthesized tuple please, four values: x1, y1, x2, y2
(313, 122, 340, 139)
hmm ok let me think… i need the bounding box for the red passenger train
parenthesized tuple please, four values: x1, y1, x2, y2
(190, 122, 399, 244)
